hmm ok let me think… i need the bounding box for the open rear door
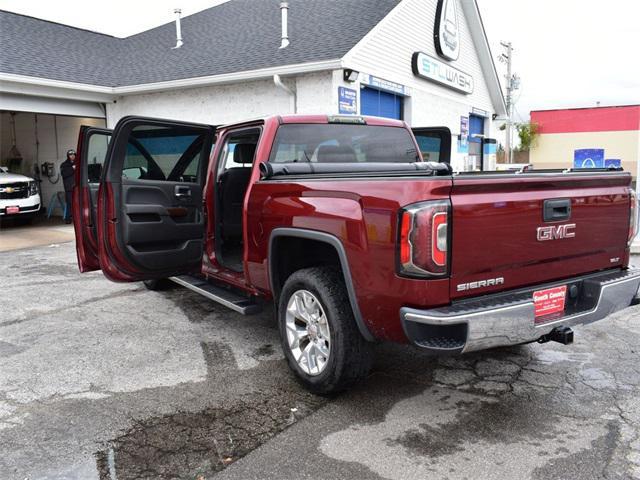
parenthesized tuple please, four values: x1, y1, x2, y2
(97, 117, 215, 282)
(412, 127, 452, 164)
(73, 126, 112, 272)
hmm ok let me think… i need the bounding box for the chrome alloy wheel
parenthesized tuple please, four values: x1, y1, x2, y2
(285, 289, 331, 376)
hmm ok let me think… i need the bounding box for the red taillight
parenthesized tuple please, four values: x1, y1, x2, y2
(400, 211, 412, 264)
(398, 200, 450, 278)
(630, 188, 639, 246)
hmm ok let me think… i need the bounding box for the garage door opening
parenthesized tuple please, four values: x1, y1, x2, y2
(360, 86, 403, 120)
(1, 108, 106, 250)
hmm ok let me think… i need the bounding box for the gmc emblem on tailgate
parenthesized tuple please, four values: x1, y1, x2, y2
(537, 223, 576, 242)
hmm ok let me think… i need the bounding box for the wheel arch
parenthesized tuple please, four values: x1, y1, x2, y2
(268, 228, 375, 342)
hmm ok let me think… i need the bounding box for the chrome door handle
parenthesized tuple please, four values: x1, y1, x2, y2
(175, 186, 192, 198)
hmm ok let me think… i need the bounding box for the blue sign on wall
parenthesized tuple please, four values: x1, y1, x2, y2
(338, 87, 357, 115)
(604, 159, 622, 168)
(573, 148, 605, 169)
(360, 74, 406, 95)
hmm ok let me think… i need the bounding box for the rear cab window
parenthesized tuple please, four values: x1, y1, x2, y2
(269, 124, 420, 164)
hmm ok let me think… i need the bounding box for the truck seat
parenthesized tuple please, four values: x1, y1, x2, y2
(219, 143, 256, 242)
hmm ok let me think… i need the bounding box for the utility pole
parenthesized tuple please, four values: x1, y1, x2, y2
(499, 42, 519, 163)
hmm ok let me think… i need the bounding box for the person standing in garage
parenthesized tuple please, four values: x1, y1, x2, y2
(60, 149, 76, 224)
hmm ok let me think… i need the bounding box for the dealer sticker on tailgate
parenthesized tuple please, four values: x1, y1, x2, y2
(533, 285, 567, 320)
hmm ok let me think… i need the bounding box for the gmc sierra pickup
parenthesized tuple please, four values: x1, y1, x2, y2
(72, 114, 640, 394)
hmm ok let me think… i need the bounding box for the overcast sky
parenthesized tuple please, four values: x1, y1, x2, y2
(1, 0, 638, 120)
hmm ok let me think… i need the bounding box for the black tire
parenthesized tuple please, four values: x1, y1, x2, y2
(278, 266, 373, 395)
(18, 215, 34, 225)
(143, 278, 173, 291)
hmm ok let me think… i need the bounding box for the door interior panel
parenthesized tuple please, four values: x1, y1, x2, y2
(120, 181, 204, 270)
(101, 117, 215, 280)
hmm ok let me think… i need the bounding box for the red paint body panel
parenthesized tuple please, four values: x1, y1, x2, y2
(449, 174, 632, 299)
(96, 182, 141, 282)
(531, 105, 640, 134)
(72, 126, 100, 272)
(246, 178, 453, 341)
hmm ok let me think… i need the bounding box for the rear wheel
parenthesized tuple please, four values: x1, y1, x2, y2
(278, 267, 373, 395)
(143, 278, 173, 291)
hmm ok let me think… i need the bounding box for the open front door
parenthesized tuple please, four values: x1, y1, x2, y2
(73, 126, 112, 272)
(412, 127, 452, 164)
(98, 117, 216, 282)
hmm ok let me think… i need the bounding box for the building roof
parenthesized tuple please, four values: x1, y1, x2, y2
(0, 0, 400, 87)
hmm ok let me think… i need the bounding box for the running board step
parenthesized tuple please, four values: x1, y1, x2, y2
(169, 275, 262, 315)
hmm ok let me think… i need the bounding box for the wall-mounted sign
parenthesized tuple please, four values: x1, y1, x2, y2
(360, 74, 407, 96)
(338, 87, 358, 115)
(412, 52, 474, 94)
(605, 159, 622, 168)
(459, 116, 469, 149)
(471, 107, 490, 117)
(434, 0, 460, 61)
(573, 148, 605, 168)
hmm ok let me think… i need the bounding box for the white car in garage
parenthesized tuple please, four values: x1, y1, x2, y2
(0, 167, 41, 220)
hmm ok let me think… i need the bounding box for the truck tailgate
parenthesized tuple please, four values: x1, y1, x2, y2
(450, 173, 632, 299)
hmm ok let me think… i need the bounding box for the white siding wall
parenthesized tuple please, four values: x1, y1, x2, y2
(0, 112, 105, 212)
(343, 0, 500, 169)
(296, 71, 338, 115)
(106, 72, 337, 128)
(344, 0, 495, 116)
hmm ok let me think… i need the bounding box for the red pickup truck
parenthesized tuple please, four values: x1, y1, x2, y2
(73, 114, 640, 394)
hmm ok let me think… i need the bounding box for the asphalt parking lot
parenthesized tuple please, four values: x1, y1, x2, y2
(1, 242, 639, 480)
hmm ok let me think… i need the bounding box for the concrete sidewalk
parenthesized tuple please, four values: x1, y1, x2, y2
(0, 217, 74, 252)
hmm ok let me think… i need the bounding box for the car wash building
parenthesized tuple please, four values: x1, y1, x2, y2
(1, 0, 506, 212)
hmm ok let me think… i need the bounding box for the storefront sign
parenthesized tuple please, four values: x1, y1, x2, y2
(338, 87, 358, 115)
(605, 159, 622, 168)
(360, 74, 406, 96)
(573, 148, 604, 168)
(412, 52, 474, 94)
(434, 0, 460, 61)
(471, 107, 490, 117)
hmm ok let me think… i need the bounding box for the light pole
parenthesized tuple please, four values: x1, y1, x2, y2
(498, 42, 520, 163)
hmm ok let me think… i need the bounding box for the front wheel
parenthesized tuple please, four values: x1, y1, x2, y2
(278, 267, 373, 395)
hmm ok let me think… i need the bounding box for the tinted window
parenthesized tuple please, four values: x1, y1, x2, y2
(123, 126, 206, 182)
(86, 132, 110, 183)
(218, 130, 260, 172)
(269, 125, 419, 164)
(415, 134, 442, 163)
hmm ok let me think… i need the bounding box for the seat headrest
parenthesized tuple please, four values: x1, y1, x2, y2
(316, 145, 357, 163)
(233, 143, 257, 164)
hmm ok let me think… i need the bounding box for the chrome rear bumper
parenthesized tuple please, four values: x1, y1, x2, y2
(401, 269, 640, 354)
